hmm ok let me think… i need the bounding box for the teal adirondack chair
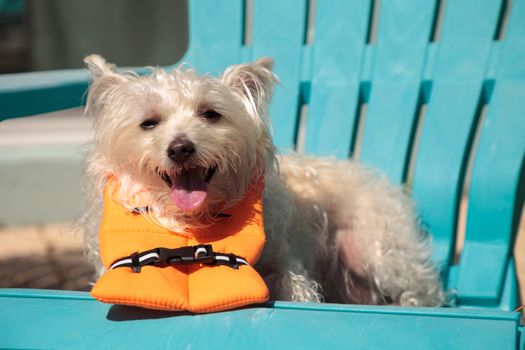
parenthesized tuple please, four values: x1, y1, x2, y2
(1, 0, 524, 349)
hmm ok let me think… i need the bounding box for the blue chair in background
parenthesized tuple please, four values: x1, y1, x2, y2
(0, 0, 523, 348)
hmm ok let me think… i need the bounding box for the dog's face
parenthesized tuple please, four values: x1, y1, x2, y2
(85, 55, 277, 221)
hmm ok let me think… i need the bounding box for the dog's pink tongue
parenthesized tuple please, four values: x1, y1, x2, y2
(170, 168, 208, 211)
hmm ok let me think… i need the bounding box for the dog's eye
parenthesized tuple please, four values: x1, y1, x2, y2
(201, 110, 221, 121)
(140, 119, 159, 130)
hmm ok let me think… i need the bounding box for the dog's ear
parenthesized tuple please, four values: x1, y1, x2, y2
(84, 54, 118, 78)
(84, 55, 127, 116)
(84, 54, 128, 84)
(221, 57, 278, 114)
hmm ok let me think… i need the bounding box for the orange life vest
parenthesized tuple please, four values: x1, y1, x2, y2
(90, 177, 269, 313)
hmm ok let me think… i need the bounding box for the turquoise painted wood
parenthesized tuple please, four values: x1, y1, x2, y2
(304, 0, 370, 158)
(0, 289, 521, 350)
(456, 0, 525, 308)
(411, 0, 504, 283)
(182, 0, 244, 74)
(359, 0, 436, 183)
(0, 69, 89, 120)
(0, 67, 149, 121)
(252, 0, 307, 150)
(0, 0, 524, 348)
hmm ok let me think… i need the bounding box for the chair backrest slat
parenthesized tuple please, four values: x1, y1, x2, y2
(359, 0, 437, 184)
(184, 0, 244, 73)
(411, 0, 503, 275)
(303, 0, 371, 158)
(252, 0, 308, 150)
(456, 0, 525, 307)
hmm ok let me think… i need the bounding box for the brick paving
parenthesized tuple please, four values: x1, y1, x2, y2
(0, 223, 95, 291)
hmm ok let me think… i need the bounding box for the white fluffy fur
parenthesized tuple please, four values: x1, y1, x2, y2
(82, 54, 445, 306)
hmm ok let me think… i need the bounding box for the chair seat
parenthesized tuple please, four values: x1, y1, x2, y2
(0, 289, 521, 349)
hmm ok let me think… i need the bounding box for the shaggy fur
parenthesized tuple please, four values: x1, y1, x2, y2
(82, 54, 444, 307)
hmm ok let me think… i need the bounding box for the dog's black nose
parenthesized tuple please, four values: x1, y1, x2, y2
(167, 137, 195, 163)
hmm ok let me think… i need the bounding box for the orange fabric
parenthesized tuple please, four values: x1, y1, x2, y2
(90, 177, 269, 313)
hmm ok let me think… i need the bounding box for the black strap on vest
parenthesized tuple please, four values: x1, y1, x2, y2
(109, 244, 248, 273)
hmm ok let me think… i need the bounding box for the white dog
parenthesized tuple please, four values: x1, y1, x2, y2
(82, 55, 444, 307)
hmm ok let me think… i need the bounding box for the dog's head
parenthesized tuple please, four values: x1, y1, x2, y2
(84, 55, 277, 223)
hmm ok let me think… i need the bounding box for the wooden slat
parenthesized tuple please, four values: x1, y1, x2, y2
(359, 0, 436, 183)
(411, 0, 503, 273)
(0, 70, 89, 120)
(304, 0, 371, 158)
(456, 0, 525, 307)
(184, 0, 244, 74)
(252, 0, 307, 151)
(0, 289, 521, 350)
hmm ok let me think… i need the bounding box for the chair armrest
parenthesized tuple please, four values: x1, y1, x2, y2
(0, 66, 151, 121)
(0, 69, 90, 121)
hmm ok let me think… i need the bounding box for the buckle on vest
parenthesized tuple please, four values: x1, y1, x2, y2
(109, 244, 248, 272)
(155, 244, 214, 267)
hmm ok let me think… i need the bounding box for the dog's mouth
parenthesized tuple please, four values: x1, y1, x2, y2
(160, 166, 216, 211)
